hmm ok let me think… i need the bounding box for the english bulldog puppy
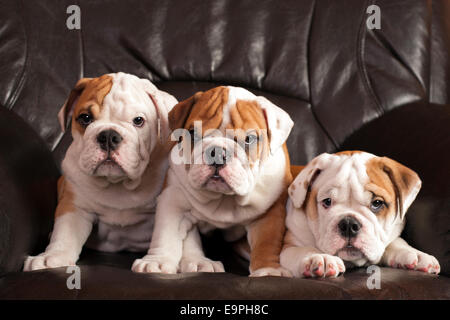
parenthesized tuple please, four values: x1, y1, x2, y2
(281, 151, 441, 278)
(24, 72, 177, 271)
(132, 86, 294, 277)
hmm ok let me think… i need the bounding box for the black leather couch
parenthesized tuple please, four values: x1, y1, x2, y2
(0, 0, 449, 299)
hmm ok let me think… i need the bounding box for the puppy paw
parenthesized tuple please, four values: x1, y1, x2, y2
(131, 255, 178, 274)
(250, 267, 293, 277)
(23, 252, 76, 271)
(179, 256, 225, 273)
(388, 249, 440, 274)
(301, 254, 345, 278)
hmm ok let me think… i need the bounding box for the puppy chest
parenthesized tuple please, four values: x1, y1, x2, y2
(190, 203, 261, 230)
(86, 211, 154, 252)
(95, 208, 153, 226)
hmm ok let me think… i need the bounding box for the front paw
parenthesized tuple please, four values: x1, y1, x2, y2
(23, 251, 76, 271)
(179, 256, 225, 273)
(301, 254, 345, 278)
(387, 249, 440, 274)
(131, 255, 178, 274)
(250, 267, 293, 277)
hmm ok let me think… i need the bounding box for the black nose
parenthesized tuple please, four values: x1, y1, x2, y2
(97, 129, 123, 151)
(205, 146, 230, 168)
(338, 216, 361, 239)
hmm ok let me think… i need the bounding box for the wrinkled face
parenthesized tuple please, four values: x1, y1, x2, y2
(288, 152, 421, 265)
(169, 86, 293, 196)
(60, 73, 167, 183)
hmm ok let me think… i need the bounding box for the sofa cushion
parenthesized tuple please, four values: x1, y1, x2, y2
(0, 249, 448, 299)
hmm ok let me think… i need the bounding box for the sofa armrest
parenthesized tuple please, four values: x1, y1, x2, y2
(0, 107, 59, 276)
(339, 101, 450, 276)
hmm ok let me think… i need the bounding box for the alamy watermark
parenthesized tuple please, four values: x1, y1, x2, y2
(366, 265, 381, 289)
(66, 266, 81, 290)
(66, 5, 81, 30)
(366, 5, 381, 30)
(170, 121, 267, 166)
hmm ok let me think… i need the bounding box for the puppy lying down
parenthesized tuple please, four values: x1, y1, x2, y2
(281, 151, 440, 278)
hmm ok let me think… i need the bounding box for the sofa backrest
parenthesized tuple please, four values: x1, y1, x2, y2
(1, 0, 449, 165)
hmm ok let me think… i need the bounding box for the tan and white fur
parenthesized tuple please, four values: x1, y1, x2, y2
(281, 151, 440, 278)
(132, 86, 294, 277)
(23, 72, 177, 271)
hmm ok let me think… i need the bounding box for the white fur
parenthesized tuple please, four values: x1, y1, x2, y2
(133, 87, 292, 276)
(281, 152, 440, 278)
(23, 73, 177, 271)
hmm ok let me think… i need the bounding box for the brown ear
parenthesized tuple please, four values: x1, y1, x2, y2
(168, 92, 202, 131)
(380, 157, 422, 219)
(57, 78, 92, 132)
(288, 153, 335, 208)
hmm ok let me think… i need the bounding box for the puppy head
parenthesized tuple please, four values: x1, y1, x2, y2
(288, 151, 421, 265)
(169, 86, 293, 196)
(58, 72, 176, 186)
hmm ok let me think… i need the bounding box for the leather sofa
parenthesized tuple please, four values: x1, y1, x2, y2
(0, 0, 449, 299)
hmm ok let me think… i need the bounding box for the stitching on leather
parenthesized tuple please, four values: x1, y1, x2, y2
(371, 28, 425, 90)
(78, 0, 85, 79)
(427, 0, 433, 102)
(6, 0, 29, 111)
(52, 0, 83, 152)
(356, 0, 384, 115)
(305, 0, 338, 149)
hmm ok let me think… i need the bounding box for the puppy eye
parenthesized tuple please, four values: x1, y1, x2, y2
(133, 117, 145, 127)
(245, 134, 258, 145)
(76, 113, 93, 127)
(187, 129, 202, 144)
(370, 199, 385, 213)
(322, 198, 332, 209)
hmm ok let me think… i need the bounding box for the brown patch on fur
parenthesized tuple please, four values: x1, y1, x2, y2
(291, 165, 305, 179)
(304, 188, 318, 220)
(226, 100, 270, 163)
(55, 176, 76, 218)
(365, 158, 396, 218)
(248, 143, 293, 272)
(183, 87, 229, 131)
(335, 150, 364, 156)
(71, 75, 113, 135)
(366, 157, 420, 219)
(168, 93, 198, 131)
(296, 168, 322, 219)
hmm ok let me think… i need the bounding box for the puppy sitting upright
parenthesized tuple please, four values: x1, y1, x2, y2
(24, 72, 177, 271)
(281, 151, 440, 278)
(132, 86, 294, 276)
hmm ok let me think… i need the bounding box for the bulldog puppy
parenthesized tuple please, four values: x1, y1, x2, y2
(132, 86, 294, 277)
(281, 151, 441, 278)
(23, 72, 177, 271)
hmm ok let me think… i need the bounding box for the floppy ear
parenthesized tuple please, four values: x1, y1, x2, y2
(57, 78, 92, 132)
(256, 96, 294, 154)
(379, 157, 422, 219)
(168, 92, 202, 131)
(288, 153, 335, 208)
(140, 79, 178, 143)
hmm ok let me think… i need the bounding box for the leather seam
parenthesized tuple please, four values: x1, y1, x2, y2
(305, 0, 338, 149)
(52, 0, 84, 152)
(6, 0, 29, 111)
(356, 0, 385, 116)
(78, 0, 85, 79)
(427, 0, 433, 103)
